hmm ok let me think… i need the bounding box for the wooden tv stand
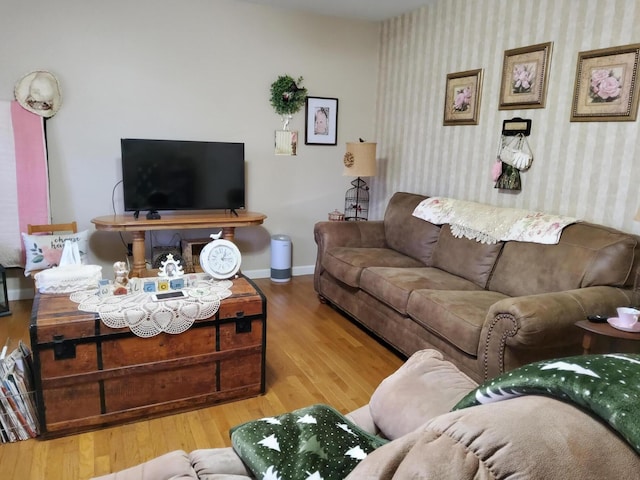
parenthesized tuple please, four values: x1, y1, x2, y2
(92, 211, 266, 277)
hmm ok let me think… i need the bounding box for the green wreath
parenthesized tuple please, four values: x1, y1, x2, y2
(270, 75, 307, 116)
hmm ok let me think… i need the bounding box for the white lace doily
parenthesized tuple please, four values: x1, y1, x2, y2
(70, 279, 233, 337)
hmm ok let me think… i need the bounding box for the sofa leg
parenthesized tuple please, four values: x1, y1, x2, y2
(318, 294, 328, 304)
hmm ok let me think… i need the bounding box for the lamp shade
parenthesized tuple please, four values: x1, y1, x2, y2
(343, 142, 377, 177)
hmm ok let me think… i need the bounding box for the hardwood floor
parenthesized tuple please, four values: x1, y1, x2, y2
(0, 275, 404, 479)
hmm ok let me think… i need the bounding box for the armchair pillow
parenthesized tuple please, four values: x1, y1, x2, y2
(22, 230, 88, 276)
(230, 404, 387, 480)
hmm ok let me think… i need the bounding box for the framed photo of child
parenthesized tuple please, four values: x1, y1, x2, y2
(305, 97, 338, 145)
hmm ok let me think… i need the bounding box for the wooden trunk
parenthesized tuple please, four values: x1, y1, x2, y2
(30, 276, 266, 439)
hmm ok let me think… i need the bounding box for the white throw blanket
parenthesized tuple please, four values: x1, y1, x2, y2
(412, 197, 578, 245)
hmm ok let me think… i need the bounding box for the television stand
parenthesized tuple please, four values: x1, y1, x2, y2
(146, 210, 161, 220)
(92, 211, 267, 277)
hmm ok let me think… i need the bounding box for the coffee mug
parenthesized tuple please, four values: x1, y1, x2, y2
(616, 307, 640, 326)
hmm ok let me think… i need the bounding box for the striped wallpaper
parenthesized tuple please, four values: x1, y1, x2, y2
(371, 0, 640, 234)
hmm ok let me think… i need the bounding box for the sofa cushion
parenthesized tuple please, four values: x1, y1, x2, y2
(322, 247, 424, 288)
(407, 289, 508, 356)
(360, 267, 483, 314)
(488, 222, 637, 297)
(368, 349, 477, 440)
(383, 192, 441, 265)
(431, 225, 504, 288)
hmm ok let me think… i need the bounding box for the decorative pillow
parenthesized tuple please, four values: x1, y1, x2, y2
(22, 230, 89, 276)
(230, 404, 387, 480)
(369, 349, 477, 440)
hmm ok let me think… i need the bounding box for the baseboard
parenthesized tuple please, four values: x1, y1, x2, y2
(242, 264, 314, 279)
(8, 287, 36, 301)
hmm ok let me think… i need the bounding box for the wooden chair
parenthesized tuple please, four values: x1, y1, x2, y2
(27, 221, 77, 235)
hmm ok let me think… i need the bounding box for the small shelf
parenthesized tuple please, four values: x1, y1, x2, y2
(180, 238, 210, 273)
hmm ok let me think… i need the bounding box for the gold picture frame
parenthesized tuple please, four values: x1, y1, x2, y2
(443, 69, 483, 126)
(499, 42, 553, 110)
(570, 43, 640, 122)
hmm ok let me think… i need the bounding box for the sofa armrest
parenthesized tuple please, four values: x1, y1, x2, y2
(90, 450, 198, 480)
(313, 220, 385, 291)
(345, 405, 381, 436)
(480, 286, 636, 379)
(189, 448, 254, 479)
(314, 220, 386, 250)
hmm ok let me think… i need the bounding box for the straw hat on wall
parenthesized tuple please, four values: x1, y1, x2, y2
(14, 71, 62, 118)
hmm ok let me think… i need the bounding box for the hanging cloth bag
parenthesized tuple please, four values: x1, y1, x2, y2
(498, 133, 533, 171)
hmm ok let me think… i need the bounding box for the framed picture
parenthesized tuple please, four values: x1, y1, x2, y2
(570, 43, 640, 122)
(443, 69, 483, 126)
(274, 130, 297, 156)
(305, 97, 338, 145)
(499, 42, 553, 110)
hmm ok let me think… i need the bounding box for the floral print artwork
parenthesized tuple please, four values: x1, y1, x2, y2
(512, 62, 536, 94)
(452, 86, 472, 112)
(589, 67, 623, 102)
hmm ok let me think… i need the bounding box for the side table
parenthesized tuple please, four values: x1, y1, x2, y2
(575, 320, 640, 354)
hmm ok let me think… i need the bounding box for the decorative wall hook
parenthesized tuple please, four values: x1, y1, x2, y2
(502, 117, 532, 136)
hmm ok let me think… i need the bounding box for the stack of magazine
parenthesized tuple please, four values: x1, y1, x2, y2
(0, 340, 39, 442)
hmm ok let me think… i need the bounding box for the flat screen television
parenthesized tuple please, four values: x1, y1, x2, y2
(121, 138, 245, 217)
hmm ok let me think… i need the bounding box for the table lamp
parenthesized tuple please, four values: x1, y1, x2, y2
(343, 141, 377, 221)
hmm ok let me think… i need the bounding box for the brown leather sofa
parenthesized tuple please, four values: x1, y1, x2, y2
(91, 350, 640, 479)
(314, 192, 640, 382)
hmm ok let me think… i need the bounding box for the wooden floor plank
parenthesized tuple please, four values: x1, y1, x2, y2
(0, 275, 404, 479)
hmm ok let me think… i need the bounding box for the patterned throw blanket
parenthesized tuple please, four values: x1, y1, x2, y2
(412, 196, 577, 244)
(231, 404, 387, 480)
(453, 353, 640, 453)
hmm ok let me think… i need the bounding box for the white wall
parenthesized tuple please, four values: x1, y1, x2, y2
(0, 0, 379, 297)
(372, 0, 640, 235)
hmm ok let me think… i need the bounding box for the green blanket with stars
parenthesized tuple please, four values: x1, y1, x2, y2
(230, 404, 387, 480)
(453, 353, 640, 453)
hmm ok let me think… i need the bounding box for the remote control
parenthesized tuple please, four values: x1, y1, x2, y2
(151, 291, 186, 301)
(586, 315, 608, 323)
